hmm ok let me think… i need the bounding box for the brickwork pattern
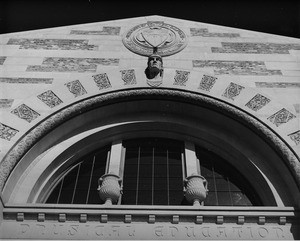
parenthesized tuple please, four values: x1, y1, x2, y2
(65, 80, 87, 97)
(173, 70, 190, 86)
(267, 108, 296, 127)
(0, 57, 6, 65)
(212, 42, 300, 54)
(0, 99, 14, 108)
(193, 60, 282, 75)
(0, 122, 18, 141)
(190, 28, 240, 38)
(27, 57, 119, 72)
(0, 78, 53, 84)
(198, 75, 217, 91)
(70, 27, 121, 35)
(222, 82, 245, 100)
(7, 38, 98, 50)
(245, 94, 271, 111)
(37, 90, 63, 108)
(288, 130, 300, 145)
(11, 104, 40, 123)
(256, 82, 300, 88)
(93, 73, 112, 89)
(120, 69, 137, 85)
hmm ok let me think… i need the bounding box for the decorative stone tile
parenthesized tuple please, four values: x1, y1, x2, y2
(212, 42, 300, 54)
(93, 73, 112, 90)
(256, 82, 300, 88)
(27, 57, 119, 73)
(11, 104, 40, 123)
(245, 94, 271, 111)
(267, 108, 296, 127)
(190, 28, 240, 38)
(0, 56, 6, 65)
(198, 75, 217, 91)
(288, 130, 300, 145)
(222, 82, 245, 100)
(0, 99, 14, 108)
(0, 77, 53, 84)
(70, 27, 121, 35)
(7, 38, 98, 50)
(37, 90, 63, 108)
(0, 122, 19, 141)
(193, 60, 282, 75)
(65, 80, 87, 97)
(174, 70, 190, 86)
(120, 69, 136, 85)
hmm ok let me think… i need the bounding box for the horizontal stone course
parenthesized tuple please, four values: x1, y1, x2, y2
(27, 57, 119, 72)
(212, 42, 300, 54)
(70, 27, 121, 35)
(7, 38, 98, 51)
(0, 77, 53, 84)
(255, 82, 300, 88)
(190, 28, 240, 38)
(193, 60, 282, 75)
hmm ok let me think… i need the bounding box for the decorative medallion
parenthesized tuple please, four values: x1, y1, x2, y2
(288, 130, 300, 145)
(174, 70, 190, 86)
(245, 94, 271, 111)
(37, 90, 63, 108)
(11, 104, 40, 123)
(222, 82, 245, 100)
(267, 108, 296, 127)
(0, 122, 19, 141)
(198, 75, 217, 92)
(93, 73, 112, 90)
(123, 21, 187, 57)
(65, 80, 87, 97)
(120, 69, 137, 85)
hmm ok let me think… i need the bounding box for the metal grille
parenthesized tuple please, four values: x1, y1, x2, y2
(121, 138, 185, 205)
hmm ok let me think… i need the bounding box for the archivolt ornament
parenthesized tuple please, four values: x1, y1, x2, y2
(122, 21, 187, 57)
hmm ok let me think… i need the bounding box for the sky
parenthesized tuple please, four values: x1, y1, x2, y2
(1, 0, 300, 38)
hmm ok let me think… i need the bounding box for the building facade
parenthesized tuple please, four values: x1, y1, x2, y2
(0, 16, 300, 239)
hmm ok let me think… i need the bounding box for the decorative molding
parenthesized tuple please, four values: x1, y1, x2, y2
(70, 27, 121, 35)
(11, 104, 40, 123)
(37, 90, 63, 108)
(120, 69, 137, 85)
(267, 108, 296, 127)
(93, 73, 112, 90)
(65, 80, 87, 97)
(122, 21, 187, 57)
(0, 122, 19, 141)
(7, 38, 98, 50)
(174, 70, 190, 86)
(0, 99, 14, 109)
(0, 77, 53, 84)
(190, 28, 240, 38)
(222, 82, 245, 100)
(0, 89, 299, 192)
(193, 60, 282, 75)
(198, 75, 217, 91)
(245, 94, 271, 111)
(288, 130, 300, 145)
(212, 42, 300, 54)
(256, 82, 300, 88)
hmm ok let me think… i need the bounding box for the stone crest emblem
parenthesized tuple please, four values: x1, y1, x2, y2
(123, 21, 187, 57)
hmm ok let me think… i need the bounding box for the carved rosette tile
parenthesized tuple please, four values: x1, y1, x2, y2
(122, 21, 187, 57)
(65, 80, 87, 97)
(93, 73, 112, 90)
(288, 131, 300, 145)
(37, 90, 63, 108)
(222, 82, 245, 100)
(11, 104, 40, 123)
(198, 75, 217, 92)
(0, 122, 18, 141)
(267, 108, 296, 127)
(120, 69, 136, 85)
(245, 94, 271, 111)
(174, 70, 190, 86)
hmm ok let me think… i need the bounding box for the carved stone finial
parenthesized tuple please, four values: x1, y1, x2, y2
(98, 173, 122, 205)
(184, 174, 208, 206)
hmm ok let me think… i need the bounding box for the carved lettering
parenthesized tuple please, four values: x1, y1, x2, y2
(273, 227, 285, 238)
(19, 224, 30, 235)
(110, 225, 120, 237)
(232, 226, 243, 238)
(68, 225, 79, 236)
(258, 227, 269, 238)
(185, 226, 196, 237)
(201, 226, 211, 237)
(126, 225, 135, 236)
(52, 224, 63, 235)
(217, 227, 227, 238)
(247, 226, 254, 238)
(154, 226, 164, 237)
(95, 225, 104, 236)
(36, 224, 46, 235)
(169, 226, 178, 237)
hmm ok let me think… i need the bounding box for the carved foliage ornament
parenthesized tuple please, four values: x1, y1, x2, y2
(123, 21, 187, 57)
